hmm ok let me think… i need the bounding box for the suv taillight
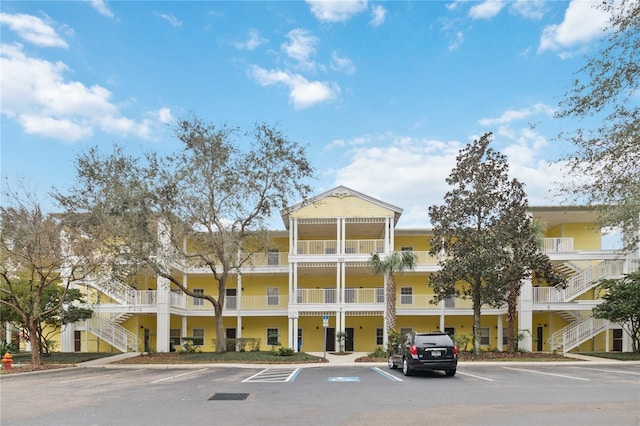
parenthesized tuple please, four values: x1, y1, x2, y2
(409, 345, 418, 358)
(453, 345, 458, 355)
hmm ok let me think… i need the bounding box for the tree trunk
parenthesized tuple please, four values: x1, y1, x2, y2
(472, 280, 482, 356)
(506, 289, 518, 352)
(214, 304, 225, 353)
(386, 274, 397, 332)
(27, 319, 41, 366)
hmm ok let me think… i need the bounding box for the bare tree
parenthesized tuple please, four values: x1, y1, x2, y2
(1, 184, 99, 365)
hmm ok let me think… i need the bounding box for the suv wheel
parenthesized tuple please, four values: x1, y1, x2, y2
(445, 369, 456, 377)
(402, 358, 412, 376)
(388, 355, 397, 369)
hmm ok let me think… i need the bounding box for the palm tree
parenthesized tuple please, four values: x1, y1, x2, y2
(369, 250, 418, 332)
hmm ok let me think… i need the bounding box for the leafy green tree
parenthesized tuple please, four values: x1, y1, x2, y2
(428, 132, 545, 355)
(1, 186, 100, 365)
(369, 250, 417, 333)
(55, 117, 314, 353)
(489, 219, 565, 352)
(593, 271, 640, 353)
(555, 0, 640, 250)
(1, 285, 93, 356)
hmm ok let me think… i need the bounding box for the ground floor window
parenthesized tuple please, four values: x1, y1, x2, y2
(170, 328, 181, 350)
(444, 327, 455, 337)
(480, 327, 490, 346)
(267, 328, 279, 346)
(400, 327, 413, 336)
(376, 328, 384, 346)
(192, 328, 204, 346)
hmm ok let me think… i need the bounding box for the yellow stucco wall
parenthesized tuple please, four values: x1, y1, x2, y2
(292, 195, 394, 219)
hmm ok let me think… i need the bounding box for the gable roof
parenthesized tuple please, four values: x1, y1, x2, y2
(281, 185, 403, 228)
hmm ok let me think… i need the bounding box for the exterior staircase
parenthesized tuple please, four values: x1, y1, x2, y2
(550, 316, 607, 352)
(86, 316, 139, 352)
(86, 278, 139, 305)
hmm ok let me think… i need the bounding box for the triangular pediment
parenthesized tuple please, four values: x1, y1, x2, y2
(281, 186, 402, 228)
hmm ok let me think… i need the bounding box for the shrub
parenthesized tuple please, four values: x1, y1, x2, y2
(276, 347, 295, 357)
(367, 346, 387, 358)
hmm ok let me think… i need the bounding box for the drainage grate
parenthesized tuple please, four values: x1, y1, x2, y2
(208, 393, 249, 401)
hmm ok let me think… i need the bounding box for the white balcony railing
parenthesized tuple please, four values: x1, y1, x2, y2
(541, 238, 574, 253)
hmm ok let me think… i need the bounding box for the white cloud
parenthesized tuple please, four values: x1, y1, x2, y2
(370, 5, 386, 26)
(0, 42, 170, 142)
(327, 129, 563, 227)
(509, 0, 546, 19)
(88, 0, 115, 18)
(281, 28, 318, 70)
(448, 31, 464, 51)
(154, 12, 182, 27)
(538, 0, 609, 54)
(469, 1, 505, 19)
(0, 12, 68, 48)
(234, 29, 267, 50)
(248, 65, 338, 109)
(330, 52, 356, 75)
(478, 102, 555, 126)
(306, 0, 368, 23)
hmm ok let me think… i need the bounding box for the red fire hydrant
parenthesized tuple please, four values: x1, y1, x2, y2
(2, 352, 13, 371)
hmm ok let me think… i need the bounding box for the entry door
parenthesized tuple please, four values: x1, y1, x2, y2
(144, 328, 150, 353)
(325, 328, 335, 351)
(536, 326, 543, 351)
(345, 328, 354, 352)
(226, 328, 237, 352)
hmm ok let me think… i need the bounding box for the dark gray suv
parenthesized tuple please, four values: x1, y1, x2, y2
(388, 332, 458, 376)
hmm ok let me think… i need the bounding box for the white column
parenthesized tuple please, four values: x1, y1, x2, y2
(497, 315, 503, 352)
(384, 218, 390, 253)
(518, 278, 533, 352)
(61, 323, 75, 352)
(156, 276, 171, 352)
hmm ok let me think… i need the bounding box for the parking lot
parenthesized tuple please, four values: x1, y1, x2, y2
(1, 364, 639, 425)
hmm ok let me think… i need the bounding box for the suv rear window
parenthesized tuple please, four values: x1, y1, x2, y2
(414, 334, 452, 346)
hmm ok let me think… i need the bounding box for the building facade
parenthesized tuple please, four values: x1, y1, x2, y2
(52, 186, 638, 354)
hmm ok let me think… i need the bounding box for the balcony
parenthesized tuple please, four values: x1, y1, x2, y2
(296, 239, 384, 255)
(541, 238, 574, 253)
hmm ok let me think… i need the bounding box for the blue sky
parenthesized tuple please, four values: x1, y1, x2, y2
(1, 0, 613, 229)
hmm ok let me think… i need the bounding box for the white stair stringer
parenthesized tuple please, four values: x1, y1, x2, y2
(87, 316, 139, 352)
(562, 260, 626, 302)
(550, 316, 607, 353)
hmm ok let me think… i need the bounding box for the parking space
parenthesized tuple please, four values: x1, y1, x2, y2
(1, 364, 639, 425)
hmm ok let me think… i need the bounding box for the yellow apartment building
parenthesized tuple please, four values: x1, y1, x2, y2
(33, 186, 639, 354)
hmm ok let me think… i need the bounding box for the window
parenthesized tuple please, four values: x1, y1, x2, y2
(503, 328, 509, 346)
(170, 329, 181, 349)
(444, 295, 455, 308)
(345, 288, 356, 303)
(193, 288, 204, 306)
(400, 327, 413, 336)
(226, 288, 237, 309)
(297, 328, 303, 351)
(400, 287, 413, 305)
(267, 249, 279, 266)
(376, 328, 384, 346)
(192, 328, 204, 346)
(267, 328, 279, 346)
(480, 327, 490, 346)
(375, 287, 384, 303)
(400, 246, 413, 252)
(324, 288, 336, 303)
(325, 247, 336, 254)
(444, 327, 455, 337)
(267, 287, 279, 306)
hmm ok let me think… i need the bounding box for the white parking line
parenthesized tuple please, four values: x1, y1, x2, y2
(149, 368, 209, 384)
(502, 366, 589, 381)
(371, 367, 403, 382)
(456, 371, 494, 382)
(570, 367, 640, 376)
(60, 370, 134, 383)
